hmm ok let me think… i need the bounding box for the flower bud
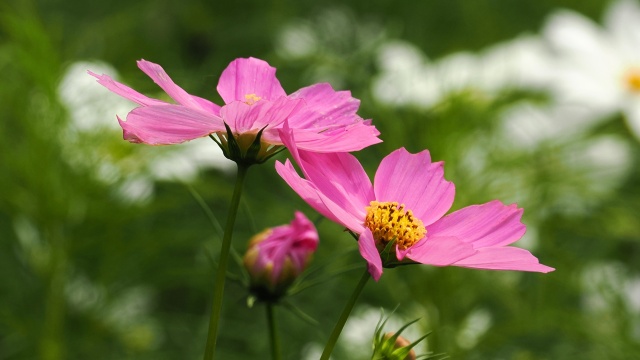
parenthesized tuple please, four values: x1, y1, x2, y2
(243, 211, 318, 302)
(372, 316, 434, 360)
(381, 333, 416, 360)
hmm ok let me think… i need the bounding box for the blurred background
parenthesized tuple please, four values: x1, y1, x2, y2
(2, 0, 640, 359)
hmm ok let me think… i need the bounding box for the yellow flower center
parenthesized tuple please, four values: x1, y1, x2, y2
(364, 201, 426, 250)
(624, 67, 640, 93)
(244, 93, 262, 105)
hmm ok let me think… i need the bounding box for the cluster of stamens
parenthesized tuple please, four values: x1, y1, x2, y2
(364, 201, 426, 250)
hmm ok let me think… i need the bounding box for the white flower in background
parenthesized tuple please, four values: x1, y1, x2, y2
(543, 0, 640, 139)
(475, 35, 555, 93)
(373, 40, 440, 107)
(301, 343, 328, 360)
(276, 21, 319, 60)
(456, 308, 492, 350)
(496, 102, 633, 213)
(59, 61, 133, 132)
(626, 277, 640, 313)
(373, 36, 554, 108)
(275, 7, 386, 87)
(57, 61, 234, 203)
(582, 262, 640, 315)
(500, 103, 602, 149)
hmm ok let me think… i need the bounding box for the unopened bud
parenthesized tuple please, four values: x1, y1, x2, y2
(372, 316, 432, 360)
(383, 333, 416, 360)
(243, 211, 318, 302)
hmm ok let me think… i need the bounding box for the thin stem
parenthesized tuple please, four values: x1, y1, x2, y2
(267, 303, 281, 360)
(320, 267, 371, 360)
(203, 164, 250, 360)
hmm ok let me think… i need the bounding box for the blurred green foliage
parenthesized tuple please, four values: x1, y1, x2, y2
(1, 0, 640, 359)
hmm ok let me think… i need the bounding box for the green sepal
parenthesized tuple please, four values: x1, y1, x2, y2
(244, 125, 268, 164)
(380, 238, 397, 265)
(223, 122, 243, 162)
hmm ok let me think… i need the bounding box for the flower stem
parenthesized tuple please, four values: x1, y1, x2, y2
(320, 267, 371, 360)
(266, 303, 281, 360)
(203, 164, 250, 360)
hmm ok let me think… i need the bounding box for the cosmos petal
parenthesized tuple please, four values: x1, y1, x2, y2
(120, 104, 223, 145)
(220, 97, 305, 134)
(604, 0, 640, 56)
(287, 83, 361, 129)
(452, 247, 555, 272)
(217, 57, 287, 103)
(137, 60, 218, 112)
(289, 121, 382, 153)
(88, 71, 167, 107)
(275, 159, 345, 227)
(278, 122, 373, 228)
(406, 236, 476, 266)
(426, 201, 526, 248)
(374, 148, 455, 226)
(358, 229, 383, 281)
(543, 10, 608, 58)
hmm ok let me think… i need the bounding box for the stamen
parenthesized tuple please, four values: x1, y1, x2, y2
(364, 201, 426, 250)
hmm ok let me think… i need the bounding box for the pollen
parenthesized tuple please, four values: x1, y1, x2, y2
(244, 93, 262, 105)
(624, 67, 640, 93)
(364, 201, 426, 250)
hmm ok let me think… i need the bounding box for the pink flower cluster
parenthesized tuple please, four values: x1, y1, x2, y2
(92, 57, 553, 281)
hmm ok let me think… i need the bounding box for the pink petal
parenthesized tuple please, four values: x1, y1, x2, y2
(275, 159, 345, 227)
(120, 104, 223, 145)
(279, 123, 374, 207)
(137, 60, 219, 113)
(219, 97, 305, 134)
(395, 244, 412, 261)
(216, 57, 287, 103)
(288, 121, 382, 153)
(452, 247, 555, 273)
(374, 148, 455, 226)
(277, 123, 371, 232)
(406, 236, 476, 266)
(287, 83, 361, 129)
(427, 201, 526, 248)
(88, 71, 167, 107)
(299, 151, 373, 212)
(358, 229, 383, 281)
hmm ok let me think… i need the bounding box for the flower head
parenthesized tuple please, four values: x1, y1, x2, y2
(89, 57, 380, 164)
(275, 125, 554, 281)
(542, 0, 640, 139)
(243, 211, 319, 300)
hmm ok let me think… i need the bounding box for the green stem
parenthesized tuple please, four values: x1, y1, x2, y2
(203, 164, 250, 360)
(267, 303, 281, 360)
(320, 267, 371, 360)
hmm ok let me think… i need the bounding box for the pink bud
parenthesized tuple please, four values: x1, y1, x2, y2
(243, 211, 318, 300)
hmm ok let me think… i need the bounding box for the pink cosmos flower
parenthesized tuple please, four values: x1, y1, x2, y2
(275, 126, 554, 281)
(89, 57, 380, 163)
(243, 211, 319, 297)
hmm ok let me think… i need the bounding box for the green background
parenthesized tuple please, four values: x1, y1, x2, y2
(1, 0, 639, 359)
